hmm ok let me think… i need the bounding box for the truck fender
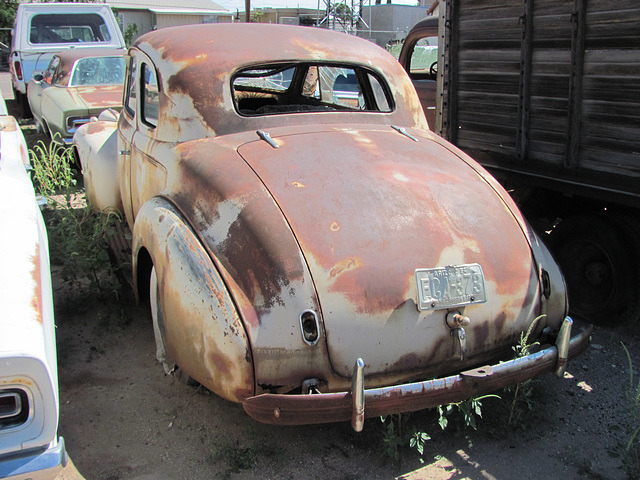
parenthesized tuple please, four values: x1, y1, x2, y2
(73, 119, 123, 214)
(132, 197, 255, 402)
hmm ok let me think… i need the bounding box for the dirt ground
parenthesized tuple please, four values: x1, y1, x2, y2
(5, 89, 637, 480)
(51, 282, 638, 480)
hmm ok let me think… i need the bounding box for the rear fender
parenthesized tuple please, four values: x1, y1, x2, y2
(74, 119, 123, 213)
(526, 224, 568, 323)
(132, 197, 255, 402)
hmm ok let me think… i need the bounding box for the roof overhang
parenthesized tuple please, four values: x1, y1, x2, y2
(147, 7, 231, 15)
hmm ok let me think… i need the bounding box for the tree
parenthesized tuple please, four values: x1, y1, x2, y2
(0, 0, 19, 47)
(124, 23, 138, 47)
(251, 9, 264, 23)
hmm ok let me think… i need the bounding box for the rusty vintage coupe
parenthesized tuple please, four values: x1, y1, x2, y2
(73, 24, 591, 430)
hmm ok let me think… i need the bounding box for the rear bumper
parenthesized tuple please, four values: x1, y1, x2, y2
(243, 318, 592, 429)
(0, 437, 67, 480)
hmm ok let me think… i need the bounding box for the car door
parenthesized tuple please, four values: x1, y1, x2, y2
(129, 60, 166, 219)
(118, 54, 138, 227)
(118, 52, 166, 225)
(27, 55, 58, 130)
(398, 20, 439, 129)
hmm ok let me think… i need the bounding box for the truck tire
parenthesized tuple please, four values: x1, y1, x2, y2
(13, 89, 31, 119)
(547, 213, 640, 326)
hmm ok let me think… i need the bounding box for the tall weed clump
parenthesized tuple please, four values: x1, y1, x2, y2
(30, 137, 124, 299)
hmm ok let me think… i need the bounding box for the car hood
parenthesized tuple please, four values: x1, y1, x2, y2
(236, 125, 545, 377)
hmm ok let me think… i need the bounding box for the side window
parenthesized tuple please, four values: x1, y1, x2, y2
(142, 63, 159, 127)
(409, 36, 438, 78)
(43, 57, 59, 85)
(368, 73, 390, 112)
(124, 57, 137, 117)
(303, 66, 364, 109)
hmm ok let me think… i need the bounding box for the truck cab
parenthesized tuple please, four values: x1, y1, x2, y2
(10, 2, 125, 116)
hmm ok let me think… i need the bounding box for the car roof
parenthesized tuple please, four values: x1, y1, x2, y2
(136, 23, 389, 68)
(409, 16, 438, 34)
(131, 23, 427, 141)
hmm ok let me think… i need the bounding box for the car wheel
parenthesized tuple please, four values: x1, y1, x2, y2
(547, 212, 640, 326)
(40, 119, 52, 139)
(149, 266, 197, 385)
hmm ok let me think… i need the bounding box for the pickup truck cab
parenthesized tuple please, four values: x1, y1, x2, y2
(10, 2, 125, 116)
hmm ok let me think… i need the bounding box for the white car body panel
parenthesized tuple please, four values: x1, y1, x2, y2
(0, 105, 67, 479)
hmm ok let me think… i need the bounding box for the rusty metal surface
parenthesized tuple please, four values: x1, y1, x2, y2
(243, 323, 593, 425)
(132, 199, 255, 402)
(236, 125, 546, 379)
(74, 23, 582, 420)
(133, 23, 428, 143)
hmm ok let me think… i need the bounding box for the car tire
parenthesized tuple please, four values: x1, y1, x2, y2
(547, 212, 640, 326)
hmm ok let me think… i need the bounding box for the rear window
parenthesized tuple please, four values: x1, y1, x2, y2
(29, 13, 111, 44)
(233, 63, 393, 116)
(69, 56, 126, 87)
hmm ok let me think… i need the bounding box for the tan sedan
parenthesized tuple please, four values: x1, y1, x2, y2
(27, 48, 125, 145)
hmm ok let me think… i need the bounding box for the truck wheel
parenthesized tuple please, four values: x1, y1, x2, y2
(547, 213, 640, 326)
(13, 90, 31, 119)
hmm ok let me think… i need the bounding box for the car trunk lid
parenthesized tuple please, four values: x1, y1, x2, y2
(68, 85, 122, 109)
(237, 126, 540, 378)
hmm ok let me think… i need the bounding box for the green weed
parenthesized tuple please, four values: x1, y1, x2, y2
(379, 394, 497, 463)
(507, 315, 543, 426)
(30, 135, 75, 196)
(29, 137, 125, 300)
(437, 394, 500, 431)
(379, 414, 422, 461)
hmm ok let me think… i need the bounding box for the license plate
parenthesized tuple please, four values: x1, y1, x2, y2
(415, 264, 487, 311)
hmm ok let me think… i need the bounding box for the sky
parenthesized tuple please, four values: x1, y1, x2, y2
(214, 0, 422, 14)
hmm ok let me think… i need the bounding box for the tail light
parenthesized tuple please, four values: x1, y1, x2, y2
(13, 60, 23, 81)
(0, 389, 29, 429)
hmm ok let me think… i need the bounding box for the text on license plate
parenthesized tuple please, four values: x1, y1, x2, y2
(415, 263, 487, 311)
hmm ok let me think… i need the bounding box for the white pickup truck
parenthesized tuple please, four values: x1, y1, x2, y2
(10, 2, 125, 116)
(0, 98, 67, 478)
